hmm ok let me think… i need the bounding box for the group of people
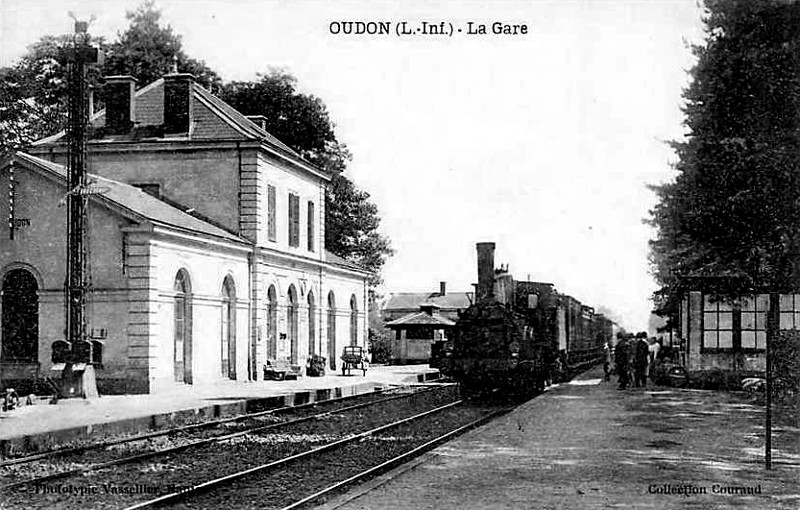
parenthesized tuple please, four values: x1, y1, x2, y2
(604, 332, 661, 390)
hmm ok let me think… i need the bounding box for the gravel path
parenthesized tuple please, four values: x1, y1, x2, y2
(333, 365, 800, 510)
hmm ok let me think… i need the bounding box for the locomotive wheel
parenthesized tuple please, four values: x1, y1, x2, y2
(459, 380, 481, 399)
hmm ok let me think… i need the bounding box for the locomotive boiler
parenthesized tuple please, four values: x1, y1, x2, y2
(447, 242, 607, 396)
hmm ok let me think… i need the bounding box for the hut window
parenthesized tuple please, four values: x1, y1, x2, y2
(702, 295, 733, 349)
(741, 294, 768, 350)
(779, 294, 800, 330)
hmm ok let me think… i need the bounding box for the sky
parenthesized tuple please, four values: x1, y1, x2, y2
(0, 0, 707, 332)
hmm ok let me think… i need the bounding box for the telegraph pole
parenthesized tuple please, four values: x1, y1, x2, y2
(60, 18, 101, 397)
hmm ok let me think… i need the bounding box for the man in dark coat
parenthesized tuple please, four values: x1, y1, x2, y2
(615, 334, 629, 390)
(634, 332, 650, 388)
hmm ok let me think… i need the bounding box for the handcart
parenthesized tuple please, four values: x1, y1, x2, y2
(341, 346, 367, 376)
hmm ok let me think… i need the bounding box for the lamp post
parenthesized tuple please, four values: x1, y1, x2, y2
(765, 293, 777, 470)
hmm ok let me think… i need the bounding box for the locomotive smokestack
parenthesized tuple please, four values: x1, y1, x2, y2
(476, 242, 496, 303)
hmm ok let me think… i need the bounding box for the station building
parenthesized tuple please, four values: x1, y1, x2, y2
(0, 73, 370, 394)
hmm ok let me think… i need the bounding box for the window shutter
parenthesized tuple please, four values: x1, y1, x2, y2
(267, 185, 276, 242)
(307, 201, 315, 251)
(289, 193, 300, 247)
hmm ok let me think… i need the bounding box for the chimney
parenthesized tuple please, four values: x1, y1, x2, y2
(476, 242, 496, 303)
(419, 303, 440, 316)
(439, 281, 446, 296)
(164, 73, 195, 134)
(246, 115, 268, 130)
(103, 75, 137, 134)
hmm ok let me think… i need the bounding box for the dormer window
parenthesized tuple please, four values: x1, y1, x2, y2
(132, 183, 161, 198)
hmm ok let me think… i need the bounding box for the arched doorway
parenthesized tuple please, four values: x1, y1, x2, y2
(327, 291, 336, 370)
(267, 285, 277, 359)
(287, 285, 298, 364)
(221, 276, 236, 380)
(350, 294, 358, 346)
(173, 270, 192, 384)
(1, 269, 39, 364)
(307, 291, 316, 357)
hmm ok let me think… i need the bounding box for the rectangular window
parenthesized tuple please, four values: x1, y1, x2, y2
(307, 201, 315, 252)
(288, 193, 300, 247)
(779, 294, 800, 330)
(740, 294, 768, 350)
(703, 295, 733, 349)
(267, 185, 276, 242)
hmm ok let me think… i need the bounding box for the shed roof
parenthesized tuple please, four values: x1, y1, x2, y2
(384, 292, 473, 311)
(385, 311, 456, 328)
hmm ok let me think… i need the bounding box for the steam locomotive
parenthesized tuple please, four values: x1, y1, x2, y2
(439, 242, 613, 396)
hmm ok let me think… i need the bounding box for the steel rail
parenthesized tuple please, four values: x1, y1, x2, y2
(0, 385, 404, 467)
(1, 386, 447, 491)
(121, 400, 466, 510)
(279, 404, 516, 510)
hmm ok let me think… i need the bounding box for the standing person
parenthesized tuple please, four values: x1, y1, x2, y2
(615, 334, 629, 390)
(649, 337, 661, 375)
(603, 340, 613, 381)
(627, 334, 637, 386)
(634, 333, 650, 388)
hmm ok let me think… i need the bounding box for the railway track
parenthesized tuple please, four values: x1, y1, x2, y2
(124, 400, 513, 510)
(0, 385, 453, 489)
(1, 384, 461, 509)
(0, 386, 418, 467)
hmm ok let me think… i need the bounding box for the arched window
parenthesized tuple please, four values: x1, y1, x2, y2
(1, 268, 39, 364)
(327, 291, 336, 370)
(307, 291, 316, 357)
(221, 276, 236, 380)
(173, 270, 193, 384)
(287, 285, 299, 364)
(350, 294, 358, 347)
(267, 285, 277, 359)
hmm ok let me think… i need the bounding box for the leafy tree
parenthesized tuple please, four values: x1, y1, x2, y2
(0, 34, 101, 156)
(0, 1, 218, 157)
(648, 0, 800, 323)
(221, 70, 393, 283)
(104, 0, 220, 90)
(0, 2, 392, 284)
(325, 173, 393, 283)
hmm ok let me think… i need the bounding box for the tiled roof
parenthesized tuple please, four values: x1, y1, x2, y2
(324, 250, 370, 274)
(384, 292, 473, 311)
(31, 76, 323, 176)
(14, 152, 248, 244)
(192, 85, 301, 158)
(386, 311, 456, 327)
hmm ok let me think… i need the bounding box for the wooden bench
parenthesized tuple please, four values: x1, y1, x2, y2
(263, 358, 301, 381)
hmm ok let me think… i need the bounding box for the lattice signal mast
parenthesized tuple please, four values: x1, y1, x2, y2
(62, 19, 101, 361)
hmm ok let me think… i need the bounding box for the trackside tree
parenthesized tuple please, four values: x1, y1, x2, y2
(648, 0, 800, 325)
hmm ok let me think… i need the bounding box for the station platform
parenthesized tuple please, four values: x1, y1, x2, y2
(324, 365, 800, 510)
(0, 364, 441, 456)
